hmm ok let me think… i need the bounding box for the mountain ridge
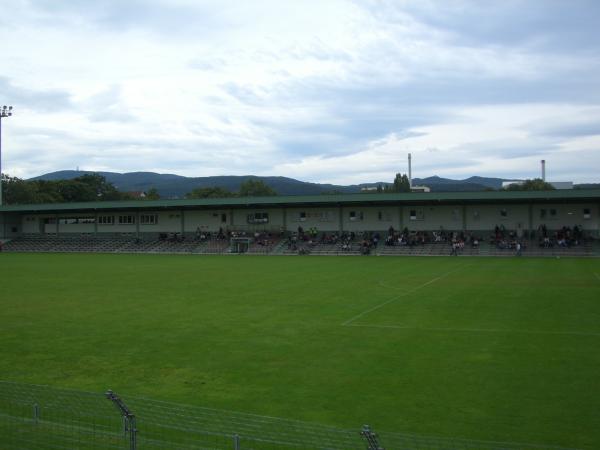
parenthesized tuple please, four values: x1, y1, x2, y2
(30, 170, 514, 197)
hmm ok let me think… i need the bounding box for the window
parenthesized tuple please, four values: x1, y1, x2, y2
(140, 214, 158, 225)
(43, 218, 56, 225)
(500, 209, 508, 218)
(98, 216, 114, 225)
(247, 212, 269, 224)
(299, 211, 307, 222)
(409, 209, 424, 221)
(549, 208, 558, 220)
(221, 213, 227, 223)
(118, 215, 135, 225)
(583, 208, 591, 219)
(540, 209, 547, 219)
(349, 211, 363, 221)
(59, 217, 95, 224)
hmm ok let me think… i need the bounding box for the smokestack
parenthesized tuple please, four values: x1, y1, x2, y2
(408, 153, 412, 188)
(541, 160, 546, 181)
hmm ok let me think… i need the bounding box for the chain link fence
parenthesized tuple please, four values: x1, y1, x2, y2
(0, 381, 580, 450)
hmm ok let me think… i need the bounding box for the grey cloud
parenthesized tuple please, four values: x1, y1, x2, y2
(26, 0, 227, 37)
(529, 121, 600, 139)
(188, 58, 228, 71)
(384, 1, 600, 53)
(0, 77, 73, 112)
(459, 141, 560, 160)
(81, 85, 136, 123)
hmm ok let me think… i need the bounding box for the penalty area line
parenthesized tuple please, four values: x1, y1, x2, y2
(345, 323, 600, 337)
(341, 264, 471, 326)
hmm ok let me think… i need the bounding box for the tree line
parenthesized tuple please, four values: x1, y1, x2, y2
(0, 173, 278, 205)
(0, 172, 556, 205)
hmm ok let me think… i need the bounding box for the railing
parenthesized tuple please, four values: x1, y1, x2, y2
(0, 381, 582, 450)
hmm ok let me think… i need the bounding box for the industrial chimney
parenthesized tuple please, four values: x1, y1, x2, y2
(541, 160, 546, 181)
(408, 153, 412, 188)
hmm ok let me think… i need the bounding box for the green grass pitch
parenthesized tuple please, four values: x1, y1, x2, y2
(1, 253, 599, 448)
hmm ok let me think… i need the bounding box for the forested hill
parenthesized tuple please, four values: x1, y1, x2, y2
(30, 170, 513, 197)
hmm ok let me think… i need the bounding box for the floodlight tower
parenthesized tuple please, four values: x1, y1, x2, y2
(0, 105, 13, 206)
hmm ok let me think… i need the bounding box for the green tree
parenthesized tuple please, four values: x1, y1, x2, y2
(2, 175, 39, 204)
(503, 179, 555, 191)
(145, 187, 161, 200)
(385, 173, 411, 193)
(74, 174, 123, 200)
(238, 179, 277, 197)
(185, 187, 236, 199)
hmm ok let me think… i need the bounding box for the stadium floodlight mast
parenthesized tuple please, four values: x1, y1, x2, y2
(0, 105, 13, 206)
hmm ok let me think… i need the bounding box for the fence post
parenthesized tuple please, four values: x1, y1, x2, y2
(105, 390, 137, 450)
(33, 403, 40, 424)
(361, 424, 385, 450)
(233, 433, 240, 450)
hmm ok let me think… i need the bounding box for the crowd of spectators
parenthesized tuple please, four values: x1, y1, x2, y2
(537, 224, 583, 248)
(383, 227, 481, 253)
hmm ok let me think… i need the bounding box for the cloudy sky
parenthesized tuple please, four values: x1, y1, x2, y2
(1, 0, 600, 184)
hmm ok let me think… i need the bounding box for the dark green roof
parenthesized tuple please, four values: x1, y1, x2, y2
(1, 189, 600, 214)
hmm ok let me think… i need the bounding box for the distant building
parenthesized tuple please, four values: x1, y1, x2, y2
(410, 185, 430, 193)
(502, 181, 524, 188)
(127, 191, 147, 198)
(502, 181, 573, 190)
(549, 182, 573, 190)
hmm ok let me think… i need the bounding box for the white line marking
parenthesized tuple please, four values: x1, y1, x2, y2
(341, 264, 471, 326)
(345, 323, 600, 337)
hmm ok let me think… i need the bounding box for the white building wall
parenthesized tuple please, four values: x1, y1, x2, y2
(340, 207, 399, 232)
(231, 208, 284, 232)
(184, 210, 230, 232)
(137, 211, 182, 233)
(465, 204, 529, 231)
(403, 205, 463, 231)
(287, 207, 340, 232)
(57, 214, 95, 233)
(532, 203, 599, 231)
(11, 200, 600, 237)
(21, 215, 40, 233)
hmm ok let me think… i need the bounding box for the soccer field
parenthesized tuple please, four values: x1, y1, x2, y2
(1, 253, 599, 449)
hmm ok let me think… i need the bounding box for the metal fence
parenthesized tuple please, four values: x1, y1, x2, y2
(0, 381, 579, 450)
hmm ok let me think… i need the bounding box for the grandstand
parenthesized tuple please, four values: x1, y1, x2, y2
(1, 190, 599, 256)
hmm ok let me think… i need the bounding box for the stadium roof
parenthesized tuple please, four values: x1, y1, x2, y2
(1, 189, 600, 214)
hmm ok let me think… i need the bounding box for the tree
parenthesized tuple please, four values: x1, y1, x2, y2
(2, 175, 39, 204)
(238, 179, 277, 197)
(145, 187, 161, 200)
(1, 172, 127, 205)
(185, 187, 236, 199)
(385, 173, 411, 193)
(73, 174, 123, 200)
(503, 179, 555, 191)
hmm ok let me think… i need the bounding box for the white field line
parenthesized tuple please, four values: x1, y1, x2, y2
(341, 264, 471, 326)
(345, 323, 600, 337)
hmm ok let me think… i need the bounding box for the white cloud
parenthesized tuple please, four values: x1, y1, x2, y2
(0, 0, 599, 184)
